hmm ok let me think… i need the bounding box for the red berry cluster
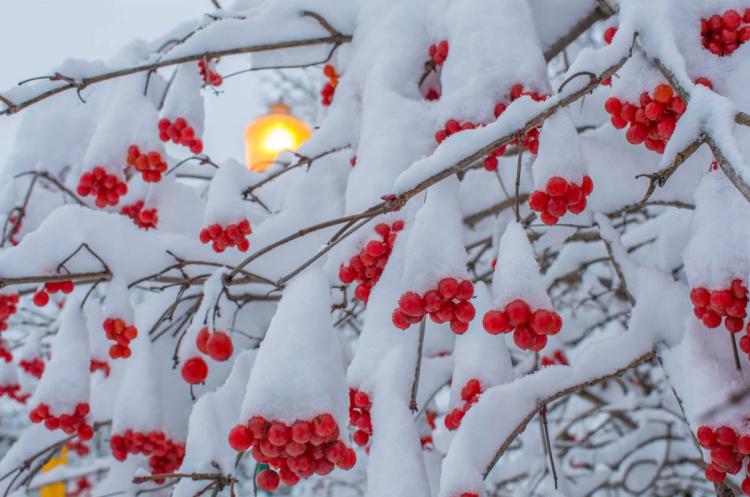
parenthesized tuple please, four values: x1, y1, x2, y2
(158, 118, 203, 154)
(77, 167, 128, 208)
(33, 280, 74, 307)
(67, 439, 91, 457)
(428, 40, 449, 65)
(425, 88, 441, 101)
(0, 293, 19, 331)
(483, 300, 562, 351)
(67, 477, 92, 497)
(198, 59, 223, 87)
(321, 64, 339, 107)
(121, 200, 158, 230)
(529, 175, 594, 225)
(89, 358, 111, 377)
(392, 278, 476, 334)
(435, 84, 547, 157)
(697, 425, 750, 492)
(19, 357, 45, 378)
(126, 145, 168, 183)
(181, 356, 208, 384)
(29, 402, 93, 440)
(228, 413, 356, 492)
(0, 383, 29, 404)
(540, 349, 569, 367)
(338, 221, 404, 303)
(701, 9, 750, 56)
(690, 279, 748, 332)
(103, 317, 138, 359)
(604, 84, 687, 154)
(199, 219, 252, 253)
(348, 389, 372, 447)
(110, 430, 186, 480)
(196, 327, 234, 361)
(444, 378, 482, 431)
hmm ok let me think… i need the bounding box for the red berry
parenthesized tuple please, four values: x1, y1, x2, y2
(256, 469, 280, 492)
(653, 84, 673, 104)
(196, 327, 210, 354)
(438, 278, 459, 299)
(181, 357, 208, 384)
(33, 291, 49, 307)
(228, 424, 253, 451)
(705, 465, 726, 483)
(716, 426, 737, 446)
(546, 177, 568, 197)
(399, 292, 425, 318)
(506, 299, 531, 326)
(483, 310, 511, 334)
(529, 191, 548, 212)
(690, 287, 710, 308)
(206, 332, 233, 361)
(603, 26, 617, 44)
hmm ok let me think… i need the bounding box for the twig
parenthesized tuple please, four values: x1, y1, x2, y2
(409, 318, 426, 413)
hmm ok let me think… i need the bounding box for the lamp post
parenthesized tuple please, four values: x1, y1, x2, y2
(244, 102, 312, 172)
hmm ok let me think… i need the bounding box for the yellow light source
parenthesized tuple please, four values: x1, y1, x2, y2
(245, 102, 312, 172)
(40, 446, 67, 497)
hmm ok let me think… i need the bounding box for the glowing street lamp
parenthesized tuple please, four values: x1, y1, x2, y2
(244, 102, 312, 172)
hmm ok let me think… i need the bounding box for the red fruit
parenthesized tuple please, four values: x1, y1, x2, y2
(206, 332, 233, 361)
(716, 426, 737, 446)
(438, 278, 459, 299)
(603, 27, 617, 45)
(291, 420, 312, 444)
(354, 284, 371, 302)
(626, 123, 648, 144)
(539, 211, 559, 225)
(695, 77, 714, 89)
(267, 422, 290, 447)
(506, 300, 531, 326)
(725, 316, 743, 333)
(313, 413, 336, 438)
(228, 425, 253, 451)
(732, 279, 748, 299)
(742, 478, 750, 496)
(529, 191, 549, 212)
(690, 287, 710, 308)
(702, 309, 722, 328)
(644, 102, 664, 121)
(33, 291, 49, 307)
(530, 310, 554, 335)
(353, 429, 369, 446)
(711, 289, 733, 310)
(737, 435, 750, 454)
(513, 325, 534, 350)
(581, 176, 594, 196)
(546, 177, 568, 197)
(653, 84, 673, 104)
(392, 309, 410, 330)
(670, 97, 686, 115)
(457, 280, 474, 300)
(399, 292, 425, 318)
(547, 197, 567, 218)
(483, 156, 498, 171)
(353, 390, 370, 408)
(450, 320, 469, 334)
(256, 469, 280, 492)
(741, 334, 750, 353)
(461, 379, 481, 401)
(705, 465, 726, 483)
(483, 310, 510, 334)
(196, 327, 210, 354)
(454, 301, 476, 323)
(723, 10, 742, 30)
(181, 357, 208, 384)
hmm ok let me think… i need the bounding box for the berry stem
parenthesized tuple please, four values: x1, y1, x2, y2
(513, 145, 523, 223)
(539, 406, 558, 489)
(730, 332, 742, 372)
(409, 318, 426, 413)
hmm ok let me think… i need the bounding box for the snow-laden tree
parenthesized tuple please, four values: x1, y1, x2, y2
(1, 0, 750, 496)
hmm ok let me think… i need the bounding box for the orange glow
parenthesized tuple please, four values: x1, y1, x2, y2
(244, 102, 312, 172)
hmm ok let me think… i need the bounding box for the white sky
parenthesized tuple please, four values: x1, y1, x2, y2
(0, 0, 266, 166)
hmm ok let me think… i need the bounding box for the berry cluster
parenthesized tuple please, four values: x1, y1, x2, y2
(697, 425, 750, 492)
(0, 383, 29, 404)
(393, 278, 476, 334)
(428, 40, 449, 65)
(529, 175, 594, 225)
(110, 430, 186, 480)
(690, 279, 748, 332)
(338, 221, 404, 303)
(321, 64, 339, 107)
(0, 293, 19, 331)
(29, 402, 93, 440)
(348, 388, 372, 447)
(181, 356, 208, 385)
(198, 59, 223, 87)
(435, 85, 547, 156)
(126, 145, 168, 183)
(77, 168, 128, 208)
(121, 200, 158, 230)
(33, 280, 74, 307)
(444, 378, 482, 431)
(19, 357, 45, 378)
(158, 118, 203, 154)
(604, 84, 688, 154)
(228, 413, 356, 492)
(540, 349, 569, 367)
(196, 327, 234, 361)
(199, 219, 252, 253)
(701, 9, 750, 56)
(483, 300, 562, 351)
(89, 358, 111, 377)
(103, 317, 138, 359)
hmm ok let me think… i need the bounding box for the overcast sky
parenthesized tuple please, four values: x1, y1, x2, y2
(0, 0, 267, 165)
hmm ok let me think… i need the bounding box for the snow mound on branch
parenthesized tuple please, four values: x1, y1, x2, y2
(161, 63, 204, 136)
(684, 172, 750, 288)
(450, 283, 513, 408)
(32, 293, 90, 415)
(364, 345, 431, 497)
(403, 178, 468, 293)
(112, 333, 161, 434)
(204, 160, 252, 226)
(490, 221, 550, 310)
(240, 268, 348, 427)
(533, 110, 588, 187)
